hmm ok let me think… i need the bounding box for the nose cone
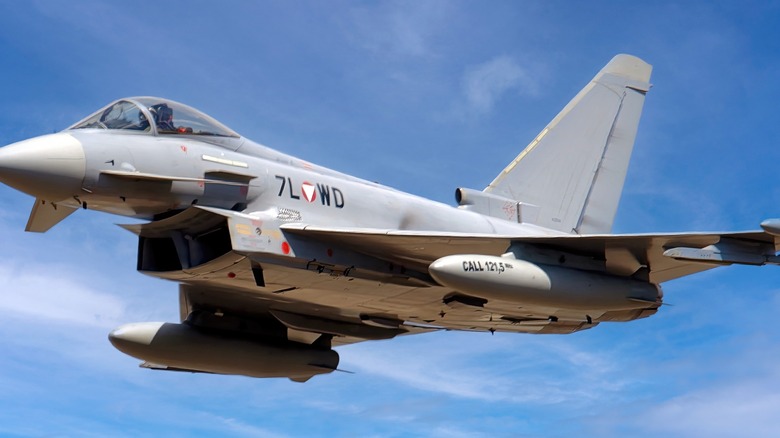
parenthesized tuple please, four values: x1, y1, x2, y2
(0, 133, 85, 199)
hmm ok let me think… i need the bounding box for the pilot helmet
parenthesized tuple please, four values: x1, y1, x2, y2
(149, 103, 172, 123)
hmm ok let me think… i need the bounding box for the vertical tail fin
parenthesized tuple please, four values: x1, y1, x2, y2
(485, 54, 652, 234)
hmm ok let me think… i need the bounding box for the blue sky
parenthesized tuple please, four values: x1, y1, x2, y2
(2, 1, 780, 436)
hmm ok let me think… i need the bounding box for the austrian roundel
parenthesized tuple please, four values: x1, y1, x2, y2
(301, 182, 317, 203)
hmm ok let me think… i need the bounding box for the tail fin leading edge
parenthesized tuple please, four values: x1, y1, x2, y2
(485, 54, 652, 234)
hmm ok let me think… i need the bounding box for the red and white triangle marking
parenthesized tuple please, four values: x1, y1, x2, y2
(301, 182, 317, 203)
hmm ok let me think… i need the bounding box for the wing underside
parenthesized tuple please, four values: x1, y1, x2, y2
(124, 205, 780, 361)
(178, 223, 777, 348)
(280, 224, 779, 283)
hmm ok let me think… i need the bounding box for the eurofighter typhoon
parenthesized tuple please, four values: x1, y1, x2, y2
(2, 55, 779, 382)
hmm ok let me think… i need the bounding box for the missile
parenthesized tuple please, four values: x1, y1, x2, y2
(428, 254, 659, 311)
(109, 322, 339, 381)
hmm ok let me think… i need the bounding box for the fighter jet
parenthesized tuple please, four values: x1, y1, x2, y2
(1, 54, 779, 382)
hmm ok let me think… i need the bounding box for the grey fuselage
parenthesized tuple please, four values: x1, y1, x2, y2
(5, 58, 774, 381)
(67, 129, 561, 238)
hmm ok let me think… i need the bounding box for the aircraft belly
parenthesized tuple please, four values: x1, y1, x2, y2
(126, 205, 663, 341)
(157, 253, 650, 338)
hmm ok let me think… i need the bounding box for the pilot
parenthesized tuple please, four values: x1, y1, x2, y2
(149, 103, 176, 132)
(137, 111, 150, 131)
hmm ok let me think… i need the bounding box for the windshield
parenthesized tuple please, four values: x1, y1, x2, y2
(69, 97, 239, 138)
(71, 100, 151, 131)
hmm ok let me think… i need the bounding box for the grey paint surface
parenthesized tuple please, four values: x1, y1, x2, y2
(0, 54, 777, 381)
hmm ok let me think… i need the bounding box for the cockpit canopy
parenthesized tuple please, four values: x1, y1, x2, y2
(69, 97, 239, 138)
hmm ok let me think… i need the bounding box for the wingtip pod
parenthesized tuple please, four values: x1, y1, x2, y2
(601, 54, 653, 87)
(760, 219, 780, 236)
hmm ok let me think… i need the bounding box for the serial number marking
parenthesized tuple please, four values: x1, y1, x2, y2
(275, 175, 345, 208)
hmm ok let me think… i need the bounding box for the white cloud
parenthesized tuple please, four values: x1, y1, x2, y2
(0, 263, 126, 328)
(431, 426, 490, 438)
(206, 414, 291, 438)
(462, 56, 538, 114)
(342, 333, 637, 406)
(642, 380, 780, 437)
(591, 344, 780, 438)
(347, 0, 451, 58)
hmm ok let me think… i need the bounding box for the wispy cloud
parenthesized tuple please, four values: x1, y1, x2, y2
(0, 263, 126, 328)
(462, 55, 538, 114)
(342, 333, 638, 406)
(642, 379, 780, 437)
(587, 327, 780, 437)
(202, 413, 292, 438)
(346, 0, 451, 59)
(430, 426, 491, 438)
